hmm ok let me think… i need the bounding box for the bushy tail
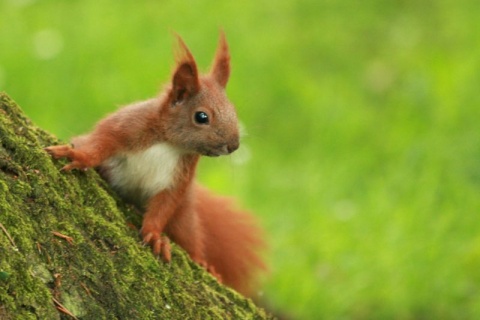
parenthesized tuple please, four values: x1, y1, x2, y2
(194, 185, 266, 296)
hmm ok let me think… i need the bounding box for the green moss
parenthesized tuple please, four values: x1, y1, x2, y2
(0, 92, 273, 319)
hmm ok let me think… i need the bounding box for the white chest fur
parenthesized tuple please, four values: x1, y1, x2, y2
(104, 143, 182, 204)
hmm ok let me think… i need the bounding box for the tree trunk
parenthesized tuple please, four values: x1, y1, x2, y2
(0, 92, 272, 320)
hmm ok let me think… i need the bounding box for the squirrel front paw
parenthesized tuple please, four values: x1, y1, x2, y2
(44, 145, 73, 159)
(141, 229, 172, 262)
(44, 145, 90, 171)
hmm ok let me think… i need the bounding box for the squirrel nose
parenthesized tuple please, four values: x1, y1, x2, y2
(226, 141, 239, 154)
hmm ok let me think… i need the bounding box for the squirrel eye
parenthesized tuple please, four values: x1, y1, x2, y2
(194, 111, 209, 125)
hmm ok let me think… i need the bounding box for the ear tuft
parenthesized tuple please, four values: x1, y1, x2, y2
(171, 34, 199, 104)
(210, 31, 230, 88)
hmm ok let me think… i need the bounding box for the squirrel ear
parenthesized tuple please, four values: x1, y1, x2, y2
(210, 31, 230, 88)
(171, 35, 199, 104)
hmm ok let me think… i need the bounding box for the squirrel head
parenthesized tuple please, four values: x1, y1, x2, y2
(161, 32, 239, 157)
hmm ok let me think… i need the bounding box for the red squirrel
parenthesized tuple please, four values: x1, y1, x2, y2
(45, 33, 265, 296)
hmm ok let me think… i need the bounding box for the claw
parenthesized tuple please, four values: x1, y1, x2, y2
(193, 258, 222, 283)
(141, 231, 172, 262)
(61, 161, 87, 172)
(143, 232, 153, 244)
(207, 264, 222, 283)
(153, 238, 162, 256)
(161, 236, 171, 262)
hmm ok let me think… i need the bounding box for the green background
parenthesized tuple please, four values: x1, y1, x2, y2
(1, 1, 480, 318)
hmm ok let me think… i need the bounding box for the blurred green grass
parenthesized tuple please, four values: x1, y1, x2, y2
(2, 0, 480, 318)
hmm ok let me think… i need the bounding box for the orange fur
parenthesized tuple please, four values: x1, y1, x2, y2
(194, 185, 265, 295)
(45, 32, 265, 296)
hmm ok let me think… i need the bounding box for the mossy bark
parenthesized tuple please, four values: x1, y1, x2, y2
(0, 92, 272, 320)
